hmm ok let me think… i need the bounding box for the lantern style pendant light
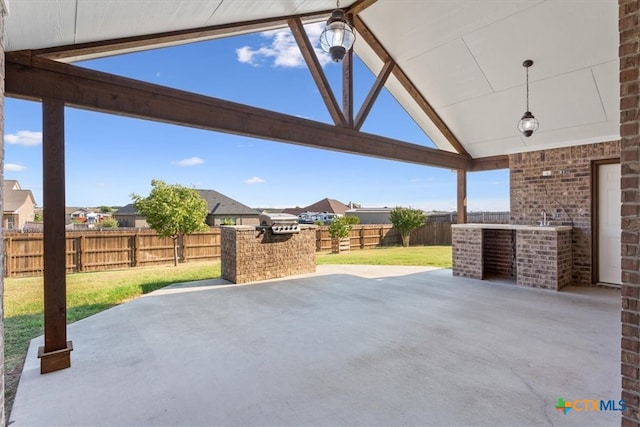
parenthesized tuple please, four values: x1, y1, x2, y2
(320, 0, 356, 62)
(517, 59, 539, 137)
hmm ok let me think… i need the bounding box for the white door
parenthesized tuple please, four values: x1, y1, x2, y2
(598, 163, 621, 285)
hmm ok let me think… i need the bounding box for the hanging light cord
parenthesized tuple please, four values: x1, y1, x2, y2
(525, 66, 530, 111)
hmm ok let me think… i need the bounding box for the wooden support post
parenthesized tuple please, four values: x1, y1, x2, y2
(38, 98, 72, 374)
(457, 169, 467, 224)
(343, 46, 354, 128)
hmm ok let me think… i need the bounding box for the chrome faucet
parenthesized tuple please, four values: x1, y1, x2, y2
(540, 210, 548, 226)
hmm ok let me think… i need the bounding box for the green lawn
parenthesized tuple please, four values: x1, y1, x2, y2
(316, 245, 452, 268)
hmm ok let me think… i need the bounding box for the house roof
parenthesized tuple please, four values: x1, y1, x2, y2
(4, 182, 36, 213)
(295, 198, 350, 215)
(195, 189, 259, 216)
(5, 180, 20, 190)
(114, 204, 139, 216)
(4, 1, 619, 160)
(65, 207, 92, 215)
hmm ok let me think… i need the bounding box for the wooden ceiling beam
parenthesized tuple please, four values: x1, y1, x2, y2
(287, 18, 347, 127)
(347, 0, 379, 16)
(6, 53, 471, 171)
(354, 59, 394, 130)
(353, 15, 471, 158)
(470, 155, 510, 171)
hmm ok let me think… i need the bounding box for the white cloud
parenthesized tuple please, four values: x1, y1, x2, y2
(5, 130, 42, 146)
(5, 163, 26, 172)
(172, 157, 204, 167)
(244, 176, 265, 185)
(236, 22, 331, 68)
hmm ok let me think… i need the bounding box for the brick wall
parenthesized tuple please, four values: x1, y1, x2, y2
(620, 0, 640, 424)
(221, 225, 316, 284)
(452, 228, 483, 280)
(0, 1, 5, 424)
(515, 229, 572, 290)
(510, 141, 620, 286)
(482, 229, 515, 279)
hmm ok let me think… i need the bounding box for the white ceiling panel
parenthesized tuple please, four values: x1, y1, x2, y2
(519, 121, 620, 152)
(463, 0, 618, 92)
(5, 0, 77, 51)
(359, 0, 542, 63)
(531, 68, 608, 130)
(403, 38, 493, 109)
(465, 136, 526, 158)
(439, 68, 608, 145)
(592, 60, 621, 122)
(75, 1, 223, 44)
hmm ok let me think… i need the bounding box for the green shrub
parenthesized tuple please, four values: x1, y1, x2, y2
(100, 217, 119, 228)
(389, 207, 427, 247)
(328, 216, 353, 239)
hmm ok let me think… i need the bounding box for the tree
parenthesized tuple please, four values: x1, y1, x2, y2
(328, 216, 359, 253)
(100, 217, 119, 228)
(99, 206, 114, 213)
(131, 180, 209, 266)
(389, 207, 427, 247)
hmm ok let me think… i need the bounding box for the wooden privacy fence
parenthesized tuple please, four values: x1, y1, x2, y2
(316, 222, 451, 252)
(4, 229, 222, 277)
(3, 223, 452, 277)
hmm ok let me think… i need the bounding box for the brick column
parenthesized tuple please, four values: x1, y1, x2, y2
(620, 1, 640, 424)
(0, 1, 7, 424)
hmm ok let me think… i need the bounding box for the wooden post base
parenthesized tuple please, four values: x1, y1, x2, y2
(38, 341, 73, 374)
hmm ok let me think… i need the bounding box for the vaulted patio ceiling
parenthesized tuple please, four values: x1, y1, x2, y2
(4, 0, 620, 163)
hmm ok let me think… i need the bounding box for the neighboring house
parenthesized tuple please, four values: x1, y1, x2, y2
(345, 208, 393, 224)
(3, 180, 37, 230)
(113, 204, 149, 228)
(114, 189, 260, 227)
(195, 189, 260, 226)
(283, 198, 350, 217)
(65, 207, 94, 224)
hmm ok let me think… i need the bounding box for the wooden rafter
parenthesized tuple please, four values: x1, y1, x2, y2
(6, 53, 471, 171)
(27, 10, 335, 61)
(347, 0, 379, 16)
(354, 59, 394, 130)
(470, 155, 509, 171)
(352, 15, 471, 158)
(288, 18, 347, 127)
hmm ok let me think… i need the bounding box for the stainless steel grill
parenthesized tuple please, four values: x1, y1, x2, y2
(259, 213, 300, 234)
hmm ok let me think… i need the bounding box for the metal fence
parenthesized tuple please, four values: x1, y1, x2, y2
(427, 211, 510, 224)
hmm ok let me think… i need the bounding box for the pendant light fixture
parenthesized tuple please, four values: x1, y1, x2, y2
(320, 0, 355, 62)
(517, 59, 539, 137)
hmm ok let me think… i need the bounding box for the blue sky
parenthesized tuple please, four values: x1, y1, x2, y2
(5, 23, 509, 211)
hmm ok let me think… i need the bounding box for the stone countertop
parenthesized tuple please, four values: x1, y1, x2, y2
(451, 223, 572, 231)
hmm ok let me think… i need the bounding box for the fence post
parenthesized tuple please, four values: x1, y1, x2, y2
(77, 235, 84, 272)
(133, 233, 140, 267)
(5, 237, 11, 277)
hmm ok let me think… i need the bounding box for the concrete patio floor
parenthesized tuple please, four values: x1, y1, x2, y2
(10, 265, 621, 427)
